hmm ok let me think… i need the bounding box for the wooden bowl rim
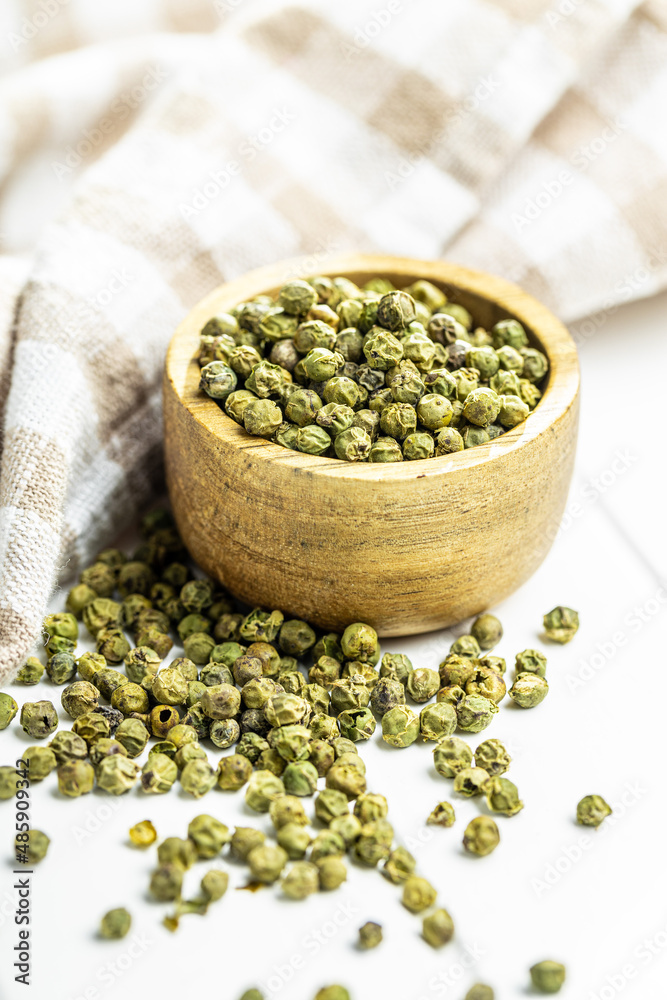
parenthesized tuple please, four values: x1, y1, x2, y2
(165, 254, 580, 483)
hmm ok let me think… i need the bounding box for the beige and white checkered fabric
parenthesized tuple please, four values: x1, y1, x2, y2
(0, 0, 666, 678)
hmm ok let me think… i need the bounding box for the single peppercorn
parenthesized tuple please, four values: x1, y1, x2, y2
(358, 921, 383, 950)
(543, 606, 579, 643)
(576, 794, 612, 827)
(100, 908, 132, 940)
(509, 672, 549, 708)
(529, 961, 566, 994)
(463, 816, 500, 856)
(422, 908, 455, 948)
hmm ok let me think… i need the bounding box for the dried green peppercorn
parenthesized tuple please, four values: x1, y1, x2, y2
(456, 694, 498, 733)
(485, 777, 524, 816)
(402, 876, 437, 913)
(268, 724, 311, 763)
(380, 846, 415, 885)
(246, 770, 285, 812)
(89, 739, 128, 766)
(97, 756, 140, 795)
(16, 829, 50, 864)
(0, 692, 18, 730)
(281, 860, 319, 899)
(50, 731, 88, 764)
(46, 652, 77, 685)
(311, 830, 346, 863)
(354, 793, 388, 824)
(437, 684, 465, 709)
(427, 801, 456, 827)
(158, 836, 198, 869)
(209, 719, 240, 749)
(313, 789, 346, 827)
(340, 623, 377, 662)
(15, 657, 45, 685)
(337, 707, 376, 742)
(369, 677, 405, 717)
(381, 705, 420, 748)
(213, 754, 250, 792)
(433, 737, 473, 777)
(463, 816, 499, 856)
(283, 761, 319, 797)
(465, 667, 505, 704)
(20, 701, 59, 740)
(464, 986, 494, 1000)
(354, 820, 393, 867)
(236, 732, 270, 763)
(543, 606, 579, 643)
(576, 794, 612, 827)
(186, 815, 230, 858)
(180, 758, 216, 798)
(509, 672, 548, 708)
(201, 868, 229, 902)
(114, 717, 149, 758)
(471, 614, 503, 650)
(454, 767, 490, 798)
(276, 823, 311, 860)
(435, 426, 464, 454)
(308, 738, 335, 775)
(58, 759, 95, 797)
(420, 702, 457, 741)
(59, 681, 98, 720)
(100, 906, 132, 939)
(474, 739, 511, 776)
(151, 667, 188, 706)
(23, 746, 57, 782)
(246, 844, 288, 884)
(314, 988, 350, 1000)
(358, 921, 383, 949)
(515, 648, 547, 677)
(423, 908, 455, 948)
(326, 762, 367, 799)
(141, 753, 178, 794)
(529, 961, 566, 994)
(326, 815, 359, 850)
(150, 864, 183, 902)
(150, 705, 180, 739)
(0, 766, 20, 800)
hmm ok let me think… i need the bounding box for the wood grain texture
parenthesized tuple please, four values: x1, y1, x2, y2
(164, 255, 580, 637)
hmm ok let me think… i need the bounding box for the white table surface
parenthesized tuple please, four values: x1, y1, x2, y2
(1, 289, 666, 1000)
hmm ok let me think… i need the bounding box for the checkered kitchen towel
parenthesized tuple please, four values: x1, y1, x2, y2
(0, 0, 666, 678)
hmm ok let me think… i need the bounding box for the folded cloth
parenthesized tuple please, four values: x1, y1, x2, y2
(1, 0, 666, 678)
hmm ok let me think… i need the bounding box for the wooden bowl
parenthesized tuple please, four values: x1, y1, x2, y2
(164, 254, 579, 637)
